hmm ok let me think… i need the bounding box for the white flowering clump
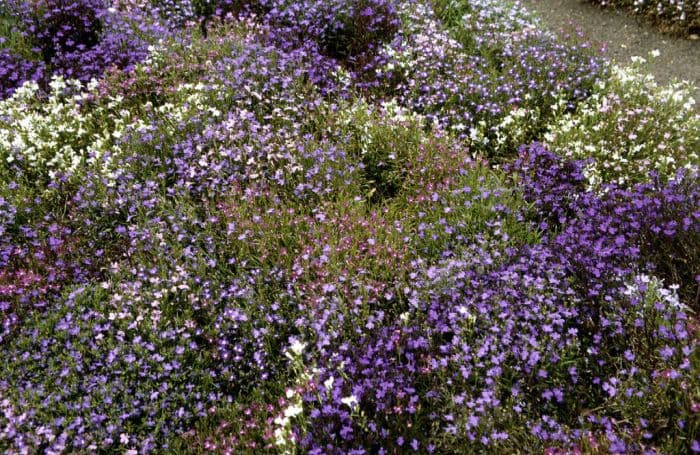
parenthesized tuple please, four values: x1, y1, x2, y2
(273, 338, 310, 454)
(0, 76, 137, 181)
(152, 82, 223, 124)
(543, 52, 699, 187)
(623, 274, 688, 313)
(468, 99, 543, 157)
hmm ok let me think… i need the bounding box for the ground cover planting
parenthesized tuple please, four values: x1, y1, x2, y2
(0, 0, 698, 453)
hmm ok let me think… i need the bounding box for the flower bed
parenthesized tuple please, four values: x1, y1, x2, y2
(0, 0, 698, 453)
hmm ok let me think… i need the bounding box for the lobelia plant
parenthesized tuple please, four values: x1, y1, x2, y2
(544, 52, 699, 188)
(0, 0, 164, 99)
(0, 0, 698, 453)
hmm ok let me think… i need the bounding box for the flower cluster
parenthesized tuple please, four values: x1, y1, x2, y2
(385, 0, 607, 157)
(0, 47, 45, 100)
(0, 76, 141, 181)
(544, 52, 699, 187)
(512, 143, 700, 304)
(0, 0, 165, 99)
(0, 0, 698, 453)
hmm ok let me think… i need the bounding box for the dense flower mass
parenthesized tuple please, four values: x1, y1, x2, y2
(0, 0, 165, 98)
(0, 46, 45, 100)
(0, 0, 698, 453)
(543, 52, 699, 188)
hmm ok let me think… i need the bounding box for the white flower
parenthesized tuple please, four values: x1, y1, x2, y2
(284, 403, 303, 418)
(341, 395, 359, 410)
(288, 338, 306, 357)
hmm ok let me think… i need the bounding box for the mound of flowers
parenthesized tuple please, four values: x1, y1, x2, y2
(0, 0, 698, 453)
(0, 0, 164, 99)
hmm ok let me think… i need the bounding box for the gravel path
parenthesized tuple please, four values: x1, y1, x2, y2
(519, 0, 700, 101)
